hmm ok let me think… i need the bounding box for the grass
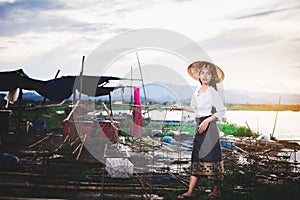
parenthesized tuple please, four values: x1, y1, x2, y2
(226, 103, 300, 111)
(10, 105, 66, 133)
(148, 122, 259, 138)
(218, 123, 259, 137)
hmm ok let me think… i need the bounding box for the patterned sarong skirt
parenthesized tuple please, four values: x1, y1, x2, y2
(191, 116, 224, 181)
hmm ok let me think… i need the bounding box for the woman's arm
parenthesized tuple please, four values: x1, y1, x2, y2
(197, 115, 217, 133)
(169, 105, 194, 113)
(198, 88, 225, 133)
(211, 88, 226, 120)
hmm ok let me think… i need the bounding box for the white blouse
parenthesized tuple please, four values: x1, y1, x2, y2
(190, 86, 226, 120)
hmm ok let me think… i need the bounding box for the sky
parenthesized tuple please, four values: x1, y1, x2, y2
(0, 0, 300, 95)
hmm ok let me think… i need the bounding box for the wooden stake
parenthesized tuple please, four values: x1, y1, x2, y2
(76, 133, 87, 160)
(78, 56, 85, 100)
(53, 135, 69, 153)
(245, 121, 255, 137)
(0, 182, 190, 192)
(101, 102, 119, 139)
(271, 96, 281, 139)
(63, 99, 80, 122)
(28, 133, 53, 149)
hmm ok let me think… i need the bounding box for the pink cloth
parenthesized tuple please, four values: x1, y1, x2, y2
(130, 87, 144, 137)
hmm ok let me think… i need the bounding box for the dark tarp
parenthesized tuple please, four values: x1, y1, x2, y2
(0, 69, 120, 101)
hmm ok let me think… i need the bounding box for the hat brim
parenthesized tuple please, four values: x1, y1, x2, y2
(187, 61, 224, 83)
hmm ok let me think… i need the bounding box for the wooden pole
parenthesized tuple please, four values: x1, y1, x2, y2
(245, 121, 255, 137)
(0, 182, 191, 192)
(70, 137, 80, 147)
(28, 133, 53, 149)
(33, 70, 61, 122)
(53, 135, 69, 153)
(136, 52, 147, 106)
(109, 93, 113, 117)
(72, 143, 81, 155)
(16, 88, 23, 131)
(41, 70, 60, 105)
(131, 66, 133, 105)
(78, 56, 85, 101)
(271, 96, 281, 139)
(63, 99, 80, 122)
(76, 133, 87, 160)
(101, 102, 119, 135)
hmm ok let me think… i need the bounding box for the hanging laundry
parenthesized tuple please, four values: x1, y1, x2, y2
(4, 88, 19, 108)
(130, 87, 144, 137)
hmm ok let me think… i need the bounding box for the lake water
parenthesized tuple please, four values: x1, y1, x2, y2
(224, 110, 300, 141)
(113, 109, 300, 161)
(224, 110, 300, 162)
(144, 110, 300, 141)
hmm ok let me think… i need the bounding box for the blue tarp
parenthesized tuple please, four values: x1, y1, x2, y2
(0, 69, 120, 101)
(163, 121, 180, 126)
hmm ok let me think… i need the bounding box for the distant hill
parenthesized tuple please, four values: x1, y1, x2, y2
(225, 90, 300, 105)
(1, 84, 299, 105)
(22, 92, 45, 101)
(109, 83, 194, 104)
(110, 83, 300, 105)
(0, 91, 44, 102)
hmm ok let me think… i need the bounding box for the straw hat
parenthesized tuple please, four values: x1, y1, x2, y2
(187, 61, 224, 83)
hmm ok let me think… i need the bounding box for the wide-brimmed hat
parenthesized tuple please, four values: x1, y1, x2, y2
(187, 61, 224, 83)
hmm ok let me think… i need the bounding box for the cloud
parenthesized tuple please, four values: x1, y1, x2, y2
(0, 0, 148, 37)
(0, 0, 299, 94)
(234, 1, 300, 20)
(0, 0, 69, 36)
(235, 8, 288, 19)
(201, 28, 281, 51)
(0, 0, 64, 19)
(0, 0, 118, 36)
(0, 16, 106, 36)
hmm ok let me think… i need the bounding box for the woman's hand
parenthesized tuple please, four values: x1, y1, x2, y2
(197, 118, 210, 133)
(169, 105, 182, 110)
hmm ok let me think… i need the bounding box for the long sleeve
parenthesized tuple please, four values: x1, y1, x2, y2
(190, 95, 196, 112)
(210, 87, 226, 120)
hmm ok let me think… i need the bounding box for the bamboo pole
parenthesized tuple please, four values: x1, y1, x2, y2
(245, 121, 255, 137)
(32, 70, 61, 122)
(76, 133, 87, 160)
(136, 52, 147, 106)
(0, 182, 190, 192)
(271, 96, 281, 139)
(101, 102, 119, 141)
(70, 137, 80, 147)
(78, 56, 85, 101)
(63, 99, 80, 122)
(136, 175, 151, 200)
(25, 100, 66, 111)
(232, 144, 249, 154)
(27, 133, 53, 149)
(72, 143, 81, 155)
(41, 70, 60, 105)
(166, 172, 189, 186)
(53, 135, 69, 153)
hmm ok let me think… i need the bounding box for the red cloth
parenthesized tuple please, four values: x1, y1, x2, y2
(130, 87, 144, 137)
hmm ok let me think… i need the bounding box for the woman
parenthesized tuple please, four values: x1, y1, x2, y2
(170, 61, 226, 199)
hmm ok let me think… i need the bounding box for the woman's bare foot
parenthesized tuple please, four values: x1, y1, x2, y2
(208, 191, 221, 198)
(177, 192, 195, 199)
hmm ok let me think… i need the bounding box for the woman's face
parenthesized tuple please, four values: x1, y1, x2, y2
(199, 68, 212, 85)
